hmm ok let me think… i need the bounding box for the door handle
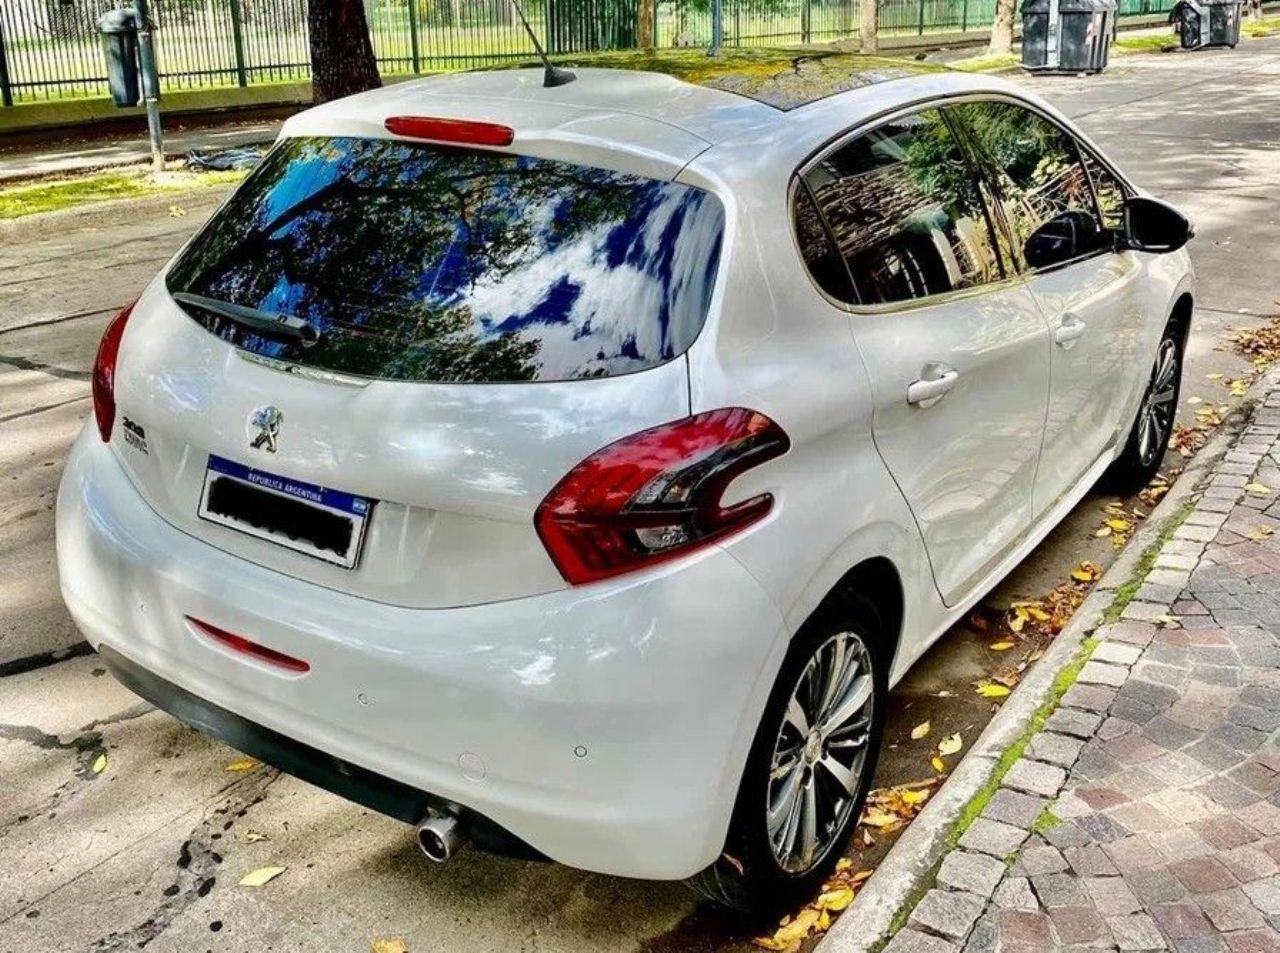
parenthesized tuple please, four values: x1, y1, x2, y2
(906, 363, 960, 408)
(1054, 315, 1087, 349)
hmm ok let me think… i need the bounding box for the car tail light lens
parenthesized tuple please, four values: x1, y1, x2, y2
(535, 408, 790, 585)
(92, 301, 135, 443)
(384, 116, 515, 147)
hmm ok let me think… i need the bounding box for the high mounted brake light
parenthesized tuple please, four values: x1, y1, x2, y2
(535, 408, 790, 586)
(384, 116, 515, 147)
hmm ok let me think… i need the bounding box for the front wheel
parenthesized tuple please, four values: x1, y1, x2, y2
(685, 605, 885, 915)
(1107, 319, 1184, 492)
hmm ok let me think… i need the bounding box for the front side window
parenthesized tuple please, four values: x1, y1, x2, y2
(949, 101, 1113, 272)
(800, 109, 1003, 306)
(166, 137, 725, 384)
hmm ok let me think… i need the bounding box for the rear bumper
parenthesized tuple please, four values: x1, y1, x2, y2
(56, 427, 789, 879)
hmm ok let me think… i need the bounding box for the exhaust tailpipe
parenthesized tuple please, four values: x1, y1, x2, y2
(416, 812, 465, 862)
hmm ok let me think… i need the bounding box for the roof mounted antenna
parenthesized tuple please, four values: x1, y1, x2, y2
(509, 0, 576, 87)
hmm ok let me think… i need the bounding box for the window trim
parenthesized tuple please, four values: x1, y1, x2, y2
(787, 91, 1137, 314)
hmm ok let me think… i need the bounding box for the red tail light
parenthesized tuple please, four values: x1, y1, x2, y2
(384, 116, 515, 147)
(535, 408, 790, 585)
(92, 301, 135, 443)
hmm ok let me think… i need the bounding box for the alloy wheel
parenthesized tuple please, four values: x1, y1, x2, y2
(766, 632, 874, 874)
(1138, 337, 1179, 467)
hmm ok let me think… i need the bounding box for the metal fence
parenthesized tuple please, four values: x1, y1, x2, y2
(0, 0, 1180, 106)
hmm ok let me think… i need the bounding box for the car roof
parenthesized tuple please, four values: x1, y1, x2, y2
(282, 51, 1038, 181)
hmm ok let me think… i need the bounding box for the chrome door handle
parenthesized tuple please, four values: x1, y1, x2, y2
(1054, 315, 1087, 349)
(906, 363, 960, 408)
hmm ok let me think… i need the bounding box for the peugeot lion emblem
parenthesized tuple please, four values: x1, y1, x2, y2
(249, 406, 283, 453)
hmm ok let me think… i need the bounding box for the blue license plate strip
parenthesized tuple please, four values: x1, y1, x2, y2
(198, 455, 372, 569)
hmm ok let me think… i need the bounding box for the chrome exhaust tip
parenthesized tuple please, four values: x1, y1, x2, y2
(416, 812, 465, 863)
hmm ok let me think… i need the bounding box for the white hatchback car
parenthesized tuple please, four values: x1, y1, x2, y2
(57, 49, 1193, 913)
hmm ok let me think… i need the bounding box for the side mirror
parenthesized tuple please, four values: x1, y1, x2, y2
(1024, 210, 1101, 270)
(1122, 196, 1193, 253)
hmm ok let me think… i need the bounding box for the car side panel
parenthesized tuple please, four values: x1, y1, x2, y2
(679, 163, 946, 684)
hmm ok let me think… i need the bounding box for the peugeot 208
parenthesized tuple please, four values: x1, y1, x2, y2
(57, 50, 1193, 912)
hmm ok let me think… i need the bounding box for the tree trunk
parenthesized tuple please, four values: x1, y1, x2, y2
(637, 0, 656, 47)
(308, 0, 382, 105)
(988, 0, 1015, 54)
(859, 0, 877, 52)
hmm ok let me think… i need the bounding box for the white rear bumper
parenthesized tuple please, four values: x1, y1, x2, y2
(56, 427, 790, 879)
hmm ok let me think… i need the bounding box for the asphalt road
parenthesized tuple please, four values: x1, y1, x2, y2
(1, 39, 1278, 953)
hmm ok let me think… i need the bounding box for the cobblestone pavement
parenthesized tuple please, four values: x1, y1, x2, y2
(886, 390, 1280, 953)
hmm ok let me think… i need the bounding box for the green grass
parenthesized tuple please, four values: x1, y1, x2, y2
(1113, 32, 1180, 53)
(1242, 14, 1280, 35)
(1103, 498, 1196, 622)
(949, 51, 1020, 71)
(0, 169, 246, 220)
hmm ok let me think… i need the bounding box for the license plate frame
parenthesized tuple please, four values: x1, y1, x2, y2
(198, 455, 372, 569)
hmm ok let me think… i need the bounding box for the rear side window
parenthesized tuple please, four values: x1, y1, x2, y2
(799, 110, 1003, 306)
(166, 137, 725, 383)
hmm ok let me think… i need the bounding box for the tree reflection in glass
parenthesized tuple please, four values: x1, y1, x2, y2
(167, 137, 725, 384)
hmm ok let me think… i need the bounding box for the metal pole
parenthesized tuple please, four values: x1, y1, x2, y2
(228, 0, 249, 87)
(133, 0, 164, 171)
(408, 0, 422, 73)
(710, 0, 723, 53)
(0, 15, 12, 108)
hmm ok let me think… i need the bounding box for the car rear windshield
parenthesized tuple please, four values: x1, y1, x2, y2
(165, 136, 725, 383)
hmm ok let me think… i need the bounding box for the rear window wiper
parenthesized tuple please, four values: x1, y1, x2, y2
(171, 292, 322, 346)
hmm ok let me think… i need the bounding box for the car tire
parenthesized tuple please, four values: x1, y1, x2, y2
(685, 598, 886, 916)
(1107, 317, 1185, 494)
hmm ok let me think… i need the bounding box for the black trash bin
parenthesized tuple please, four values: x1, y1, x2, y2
(99, 9, 140, 108)
(1170, 0, 1243, 48)
(1022, 0, 1116, 73)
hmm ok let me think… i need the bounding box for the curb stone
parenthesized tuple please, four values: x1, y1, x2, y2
(816, 369, 1278, 953)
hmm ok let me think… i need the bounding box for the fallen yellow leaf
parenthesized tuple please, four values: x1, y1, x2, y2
(772, 908, 821, 945)
(938, 733, 963, 756)
(91, 754, 107, 775)
(901, 788, 929, 806)
(931, 756, 946, 772)
(372, 941, 409, 953)
(224, 757, 260, 772)
(1246, 483, 1271, 496)
(1247, 526, 1276, 541)
(977, 683, 1011, 699)
(238, 865, 286, 888)
(817, 886, 855, 912)
(910, 721, 931, 740)
(861, 808, 900, 829)
(989, 641, 1015, 651)
(244, 830, 269, 843)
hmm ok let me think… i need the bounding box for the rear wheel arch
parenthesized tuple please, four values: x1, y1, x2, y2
(803, 556, 905, 673)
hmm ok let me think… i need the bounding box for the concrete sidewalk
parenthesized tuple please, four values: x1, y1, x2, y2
(876, 391, 1280, 953)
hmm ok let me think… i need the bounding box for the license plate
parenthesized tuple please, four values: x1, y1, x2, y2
(198, 455, 372, 569)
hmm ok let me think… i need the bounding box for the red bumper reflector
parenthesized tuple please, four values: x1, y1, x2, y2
(187, 616, 311, 673)
(384, 115, 515, 147)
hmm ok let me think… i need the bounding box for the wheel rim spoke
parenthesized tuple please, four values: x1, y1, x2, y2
(822, 674, 872, 735)
(818, 753, 859, 794)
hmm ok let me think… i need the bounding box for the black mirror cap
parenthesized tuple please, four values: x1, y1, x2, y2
(1123, 196, 1193, 254)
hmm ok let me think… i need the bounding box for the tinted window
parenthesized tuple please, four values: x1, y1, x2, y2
(166, 137, 725, 383)
(1081, 149, 1127, 233)
(802, 110, 1003, 306)
(792, 183, 854, 301)
(950, 102, 1112, 271)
